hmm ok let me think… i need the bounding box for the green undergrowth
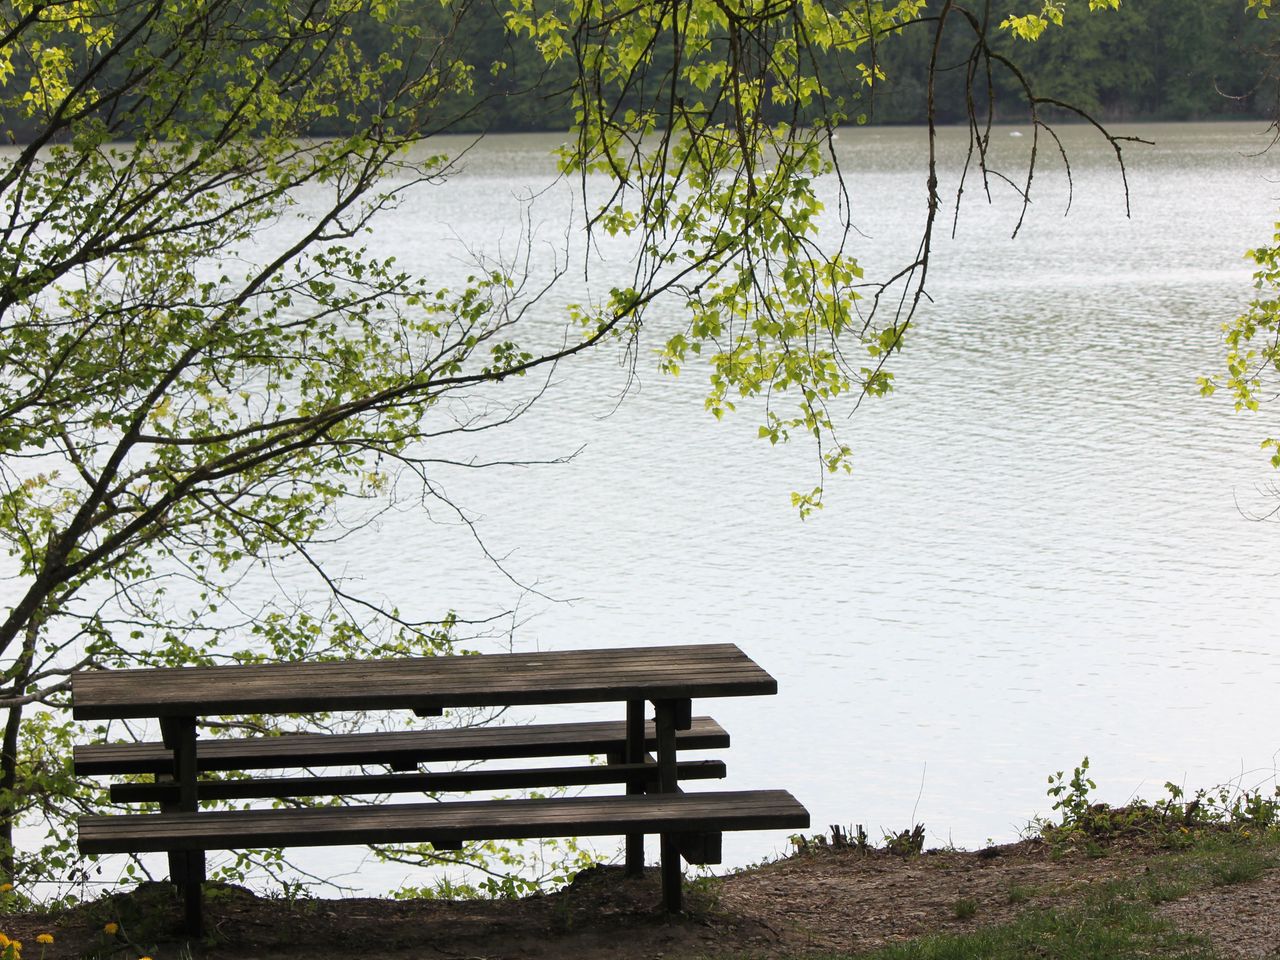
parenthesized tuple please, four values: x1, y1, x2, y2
(841, 836, 1278, 960)
(831, 895, 1218, 960)
(710, 830, 1280, 960)
(718, 758, 1280, 960)
(1037, 757, 1280, 847)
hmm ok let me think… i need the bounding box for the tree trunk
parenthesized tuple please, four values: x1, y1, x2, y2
(1, 611, 41, 881)
(0, 701, 22, 881)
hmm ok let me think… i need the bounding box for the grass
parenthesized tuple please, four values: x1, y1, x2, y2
(834, 894, 1219, 960)
(1209, 851, 1269, 887)
(710, 828, 1279, 960)
(852, 832, 1278, 960)
(1004, 883, 1034, 905)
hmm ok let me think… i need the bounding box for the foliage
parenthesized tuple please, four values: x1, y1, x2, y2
(1002, 0, 1121, 43)
(81, 920, 152, 960)
(0, 927, 57, 960)
(0, 0, 1132, 901)
(388, 834, 599, 900)
(1207, 1, 1280, 483)
(0, 0, 605, 899)
(1203, 220, 1280, 469)
(793, 821, 925, 856)
(1046, 756, 1098, 828)
(1039, 757, 1280, 850)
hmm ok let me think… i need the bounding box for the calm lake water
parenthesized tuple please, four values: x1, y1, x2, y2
(23, 121, 1280, 896)
(282, 120, 1280, 893)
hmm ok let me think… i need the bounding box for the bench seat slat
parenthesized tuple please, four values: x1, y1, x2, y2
(74, 717, 729, 776)
(108, 759, 728, 803)
(78, 789, 809, 854)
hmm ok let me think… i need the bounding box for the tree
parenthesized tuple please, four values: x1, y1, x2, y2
(0, 0, 1128, 898)
(1202, 0, 1280, 501)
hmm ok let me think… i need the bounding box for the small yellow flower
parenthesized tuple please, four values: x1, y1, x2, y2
(34, 936, 51, 945)
(139, 955, 153, 960)
(0, 883, 12, 893)
(0, 933, 10, 947)
(103, 923, 118, 936)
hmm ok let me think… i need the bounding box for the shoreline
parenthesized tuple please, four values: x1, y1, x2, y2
(3, 822, 1279, 959)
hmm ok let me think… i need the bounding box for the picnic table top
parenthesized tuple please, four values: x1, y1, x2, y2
(71, 643, 777, 721)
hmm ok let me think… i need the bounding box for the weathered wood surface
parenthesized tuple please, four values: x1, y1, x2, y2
(108, 758, 729, 803)
(74, 716, 730, 776)
(78, 789, 810, 854)
(71, 644, 775, 720)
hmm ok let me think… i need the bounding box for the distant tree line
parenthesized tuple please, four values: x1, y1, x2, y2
(866, 0, 1275, 124)
(392, 0, 1279, 131)
(0, 0, 1272, 144)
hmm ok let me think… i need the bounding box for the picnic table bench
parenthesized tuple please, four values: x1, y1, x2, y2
(72, 642, 809, 935)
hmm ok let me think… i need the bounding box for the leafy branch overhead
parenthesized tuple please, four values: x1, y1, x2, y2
(1201, 225, 1280, 468)
(1002, 0, 1120, 41)
(1200, 1, 1280, 474)
(506, 0, 1130, 511)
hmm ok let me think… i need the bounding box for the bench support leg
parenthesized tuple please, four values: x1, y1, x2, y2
(182, 849, 205, 937)
(161, 717, 205, 936)
(155, 773, 186, 892)
(624, 699, 645, 876)
(660, 834, 681, 911)
(653, 698, 690, 912)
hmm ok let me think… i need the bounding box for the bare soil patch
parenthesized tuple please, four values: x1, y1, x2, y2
(4, 840, 1277, 959)
(1157, 869, 1280, 959)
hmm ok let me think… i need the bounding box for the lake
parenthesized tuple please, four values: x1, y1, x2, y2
(22, 120, 1280, 896)
(285, 120, 1280, 892)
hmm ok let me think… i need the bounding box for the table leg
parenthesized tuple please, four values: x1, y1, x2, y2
(154, 771, 183, 892)
(624, 699, 645, 875)
(160, 716, 204, 936)
(652, 698, 690, 912)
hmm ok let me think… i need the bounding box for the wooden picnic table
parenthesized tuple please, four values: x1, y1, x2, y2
(72, 642, 807, 934)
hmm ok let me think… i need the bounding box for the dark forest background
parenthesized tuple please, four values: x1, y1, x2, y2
(3, 0, 1274, 142)
(423, 0, 1279, 132)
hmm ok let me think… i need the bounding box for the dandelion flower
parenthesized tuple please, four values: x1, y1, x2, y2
(0, 883, 12, 893)
(34, 936, 52, 945)
(0, 933, 10, 947)
(103, 923, 119, 936)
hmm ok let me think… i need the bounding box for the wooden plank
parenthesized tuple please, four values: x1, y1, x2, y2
(75, 716, 730, 776)
(109, 759, 728, 803)
(71, 644, 777, 720)
(78, 789, 810, 854)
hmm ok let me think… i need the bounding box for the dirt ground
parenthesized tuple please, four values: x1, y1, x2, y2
(4, 839, 1278, 960)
